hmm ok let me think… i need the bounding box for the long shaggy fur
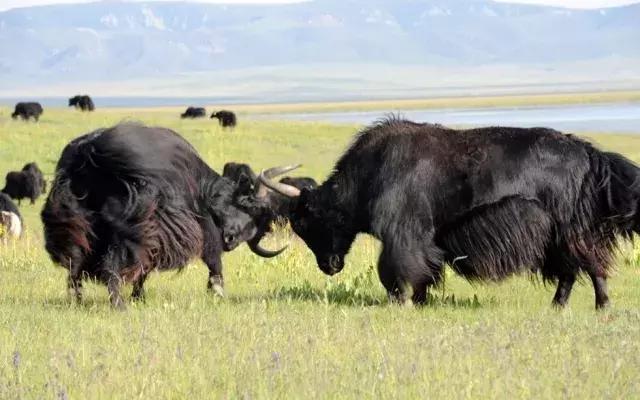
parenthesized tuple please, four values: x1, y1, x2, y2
(288, 117, 640, 307)
(437, 196, 552, 281)
(42, 123, 272, 307)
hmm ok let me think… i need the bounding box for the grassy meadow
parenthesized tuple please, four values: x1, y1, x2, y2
(0, 106, 640, 398)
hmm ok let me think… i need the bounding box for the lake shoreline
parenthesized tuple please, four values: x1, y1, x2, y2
(1, 89, 640, 114)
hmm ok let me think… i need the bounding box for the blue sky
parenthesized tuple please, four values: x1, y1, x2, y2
(0, 0, 639, 12)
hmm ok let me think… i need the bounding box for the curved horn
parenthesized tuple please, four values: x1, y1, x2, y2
(255, 164, 302, 198)
(264, 164, 302, 179)
(247, 236, 288, 258)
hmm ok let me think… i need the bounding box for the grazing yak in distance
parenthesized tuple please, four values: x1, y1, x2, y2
(260, 117, 640, 309)
(211, 110, 237, 128)
(0, 193, 22, 239)
(11, 102, 43, 121)
(41, 123, 291, 309)
(2, 162, 46, 205)
(181, 107, 206, 119)
(222, 161, 317, 225)
(22, 162, 47, 193)
(69, 95, 95, 111)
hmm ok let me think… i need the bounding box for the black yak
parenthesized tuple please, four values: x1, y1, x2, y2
(11, 102, 43, 121)
(211, 110, 237, 128)
(2, 162, 46, 205)
(0, 193, 22, 239)
(22, 162, 47, 194)
(181, 107, 206, 119)
(222, 162, 317, 225)
(69, 95, 95, 111)
(260, 118, 640, 309)
(41, 123, 292, 309)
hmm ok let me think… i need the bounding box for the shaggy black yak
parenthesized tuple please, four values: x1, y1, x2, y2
(260, 118, 640, 309)
(42, 123, 292, 309)
(211, 110, 237, 128)
(2, 162, 46, 205)
(69, 95, 95, 111)
(11, 102, 43, 121)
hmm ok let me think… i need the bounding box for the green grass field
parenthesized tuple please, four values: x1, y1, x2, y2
(1, 107, 639, 399)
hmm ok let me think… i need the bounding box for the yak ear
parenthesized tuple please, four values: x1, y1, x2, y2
(237, 173, 254, 193)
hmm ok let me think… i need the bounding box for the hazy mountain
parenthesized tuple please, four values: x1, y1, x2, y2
(0, 0, 638, 99)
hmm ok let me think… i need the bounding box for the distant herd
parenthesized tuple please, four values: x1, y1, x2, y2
(2, 95, 640, 311)
(9, 95, 238, 128)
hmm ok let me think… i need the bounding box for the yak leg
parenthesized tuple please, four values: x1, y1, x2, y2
(66, 253, 86, 303)
(378, 243, 442, 306)
(131, 273, 148, 301)
(551, 275, 576, 308)
(410, 270, 442, 305)
(106, 275, 125, 310)
(201, 216, 225, 297)
(97, 245, 128, 310)
(572, 242, 611, 309)
(544, 246, 579, 308)
(67, 274, 83, 303)
(411, 244, 444, 305)
(588, 272, 610, 309)
(377, 246, 408, 304)
(408, 266, 442, 305)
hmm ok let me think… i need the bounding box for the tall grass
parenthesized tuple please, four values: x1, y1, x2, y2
(0, 108, 639, 398)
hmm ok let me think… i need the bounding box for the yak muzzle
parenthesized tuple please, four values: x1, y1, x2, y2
(318, 254, 344, 276)
(223, 233, 241, 251)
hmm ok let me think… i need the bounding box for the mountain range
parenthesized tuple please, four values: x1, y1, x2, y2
(0, 0, 639, 100)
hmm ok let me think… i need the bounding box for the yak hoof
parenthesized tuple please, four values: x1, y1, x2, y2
(111, 299, 127, 311)
(387, 292, 412, 307)
(551, 300, 568, 310)
(210, 283, 225, 298)
(109, 294, 126, 311)
(208, 276, 224, 297)
(67, 288, 82, 303)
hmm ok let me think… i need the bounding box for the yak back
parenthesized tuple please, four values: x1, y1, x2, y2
(55, 123, 217, 213)
(44, 124, 224, 274)
(325, 117, 593, 233)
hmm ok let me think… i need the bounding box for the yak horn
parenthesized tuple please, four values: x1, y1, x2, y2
(247, 236, 288, 258)
(255, 164, 302, 198)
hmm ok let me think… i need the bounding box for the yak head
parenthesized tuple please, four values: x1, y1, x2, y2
(256, 168, 355, 275)
(202, 173, 287, 258)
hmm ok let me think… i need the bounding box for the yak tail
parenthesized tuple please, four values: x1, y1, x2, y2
(591, 149, 640, 232)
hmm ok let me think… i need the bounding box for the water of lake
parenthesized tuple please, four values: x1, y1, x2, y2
(262, 103, 640, 134)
